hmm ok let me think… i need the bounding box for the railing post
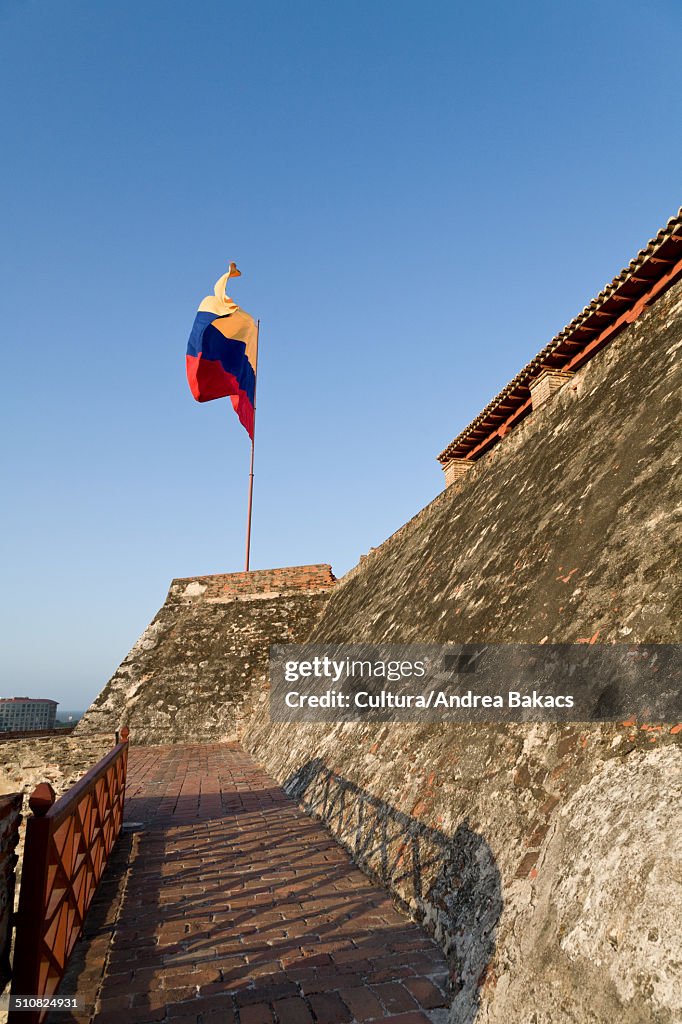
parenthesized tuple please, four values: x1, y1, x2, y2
(9, 784, 56, 1024)
(120, 726, 130, 822)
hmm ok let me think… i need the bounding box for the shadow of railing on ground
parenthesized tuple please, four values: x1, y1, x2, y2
(284, 758, 503, 1022)
(56, 748, 500, 1024)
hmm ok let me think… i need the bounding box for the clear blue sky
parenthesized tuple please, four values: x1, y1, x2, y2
(1, 1, 680, 710)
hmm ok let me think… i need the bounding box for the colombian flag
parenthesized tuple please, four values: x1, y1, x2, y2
(186, 268, 257, 439)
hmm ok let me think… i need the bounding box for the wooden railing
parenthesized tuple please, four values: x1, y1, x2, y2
(8, 728, 129, 1023)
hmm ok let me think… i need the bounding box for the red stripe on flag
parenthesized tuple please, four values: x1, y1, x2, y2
(186, 355, 254, 439)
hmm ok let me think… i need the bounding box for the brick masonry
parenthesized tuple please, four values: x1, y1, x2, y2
(55, 743, 450, 1024)
(171, 565, 336, 600)
(527, 367, 574, 410)
(441, 459, 473, 490)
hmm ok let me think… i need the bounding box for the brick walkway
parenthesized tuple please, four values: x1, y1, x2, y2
(59, 743, 450, 1024)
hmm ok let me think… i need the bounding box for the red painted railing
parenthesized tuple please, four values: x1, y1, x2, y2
(9, 728, 129, 1023)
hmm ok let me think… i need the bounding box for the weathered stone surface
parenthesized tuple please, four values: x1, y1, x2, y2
(247, 720, 681, 1023)
(486, 744, 682, 1023)
(0, 733, 115, 801)
(76, 566, 335, 744)
(245, 280, 682, 1022)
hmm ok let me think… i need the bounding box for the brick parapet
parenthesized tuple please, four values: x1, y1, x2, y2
(168, 564, 336, 603)
(528, 368, 575, 409)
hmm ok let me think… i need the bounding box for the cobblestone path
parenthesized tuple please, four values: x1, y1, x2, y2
(58, 743, 450, 1024)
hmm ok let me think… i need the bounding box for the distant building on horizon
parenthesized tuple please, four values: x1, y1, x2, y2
(0, 696, 58, 732)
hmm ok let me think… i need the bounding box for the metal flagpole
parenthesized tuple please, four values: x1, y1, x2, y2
(244, 318, 260, 571)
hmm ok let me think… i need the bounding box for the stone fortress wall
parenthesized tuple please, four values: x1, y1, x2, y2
(22, 226, 682, 1022)
(243, 276, 682, 1024)
(75, 565, 335, 744)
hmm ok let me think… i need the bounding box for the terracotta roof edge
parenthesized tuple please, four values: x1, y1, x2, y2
(437, 207, 682, 464)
